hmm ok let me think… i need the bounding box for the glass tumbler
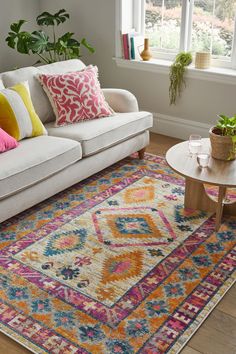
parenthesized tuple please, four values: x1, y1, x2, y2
(189, 135, 202, 155)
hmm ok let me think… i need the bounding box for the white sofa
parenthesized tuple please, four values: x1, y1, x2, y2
(0, 59, 153, 223)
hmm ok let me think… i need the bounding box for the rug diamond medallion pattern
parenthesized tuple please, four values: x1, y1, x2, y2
(92, 206, 176, 247)
(0, 154, 235, 354)
(124, 185, 155, 203)
(44, 228, 87, 256)
(101, 250, 143, 284)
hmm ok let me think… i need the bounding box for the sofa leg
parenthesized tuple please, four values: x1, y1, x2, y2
(138, 148, 146, 160)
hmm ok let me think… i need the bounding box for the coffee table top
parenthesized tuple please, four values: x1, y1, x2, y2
(166, 138, 236, 187)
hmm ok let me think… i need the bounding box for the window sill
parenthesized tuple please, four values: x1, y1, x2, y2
(114, 58, 236, 85)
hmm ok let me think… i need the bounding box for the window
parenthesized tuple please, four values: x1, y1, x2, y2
(116, 0, 236, 69)
(146, 0, 183, 55)
(145, 0, 236, 67)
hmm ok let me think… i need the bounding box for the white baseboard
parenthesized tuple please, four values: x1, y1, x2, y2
(150, 113, 211, 140)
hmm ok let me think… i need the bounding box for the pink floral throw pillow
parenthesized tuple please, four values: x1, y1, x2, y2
(0, 128, 19, 153)
(38, 66, 114, 127)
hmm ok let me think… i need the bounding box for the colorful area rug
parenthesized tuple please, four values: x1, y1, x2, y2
(0, 153, 235, 354)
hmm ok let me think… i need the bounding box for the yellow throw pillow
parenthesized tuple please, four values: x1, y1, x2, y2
(0, 81, 47, 141)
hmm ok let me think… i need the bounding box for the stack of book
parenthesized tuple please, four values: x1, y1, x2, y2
(121, 33, 144, 60)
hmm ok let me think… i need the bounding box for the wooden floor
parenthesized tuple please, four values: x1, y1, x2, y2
(0, 133, 235, 354)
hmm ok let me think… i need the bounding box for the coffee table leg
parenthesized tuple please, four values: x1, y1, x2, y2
(185, 179, 227, 231)
(215, 186, 226, 231)
(184, 178, 216, 212)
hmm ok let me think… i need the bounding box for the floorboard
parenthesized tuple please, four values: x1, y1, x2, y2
(180, 346, 202, 354)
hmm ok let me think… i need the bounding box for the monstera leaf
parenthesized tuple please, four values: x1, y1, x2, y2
(56, 32, 80, 56)
(56, 33, 94, 58)
(6, 20, 31, 54)
(37, 9, 69, 26)
(29, 31, 49, 54)
(10, 20, 27, 34)
(81, 38, 95, 53)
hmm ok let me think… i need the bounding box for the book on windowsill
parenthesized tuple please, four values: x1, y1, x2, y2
(122, 33, 130, 60)
(132, 35, 144, 60)
(121, 32, 144, 60)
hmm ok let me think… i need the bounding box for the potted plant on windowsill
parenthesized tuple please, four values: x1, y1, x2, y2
(209, 114, 236, 161)
(169, 52, 192, 105)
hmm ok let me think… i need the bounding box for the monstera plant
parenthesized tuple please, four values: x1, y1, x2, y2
(6, 9, 95, 65)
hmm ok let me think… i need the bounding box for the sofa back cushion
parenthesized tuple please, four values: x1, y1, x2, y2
(38, 59, 86, 75)
(1, 66, 54, 123)
(1, 59, 86, 124)
(0, 79, 4, 89)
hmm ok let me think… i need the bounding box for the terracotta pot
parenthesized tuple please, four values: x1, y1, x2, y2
(140, 38, 152, 61)
(209, 127, 236, 161)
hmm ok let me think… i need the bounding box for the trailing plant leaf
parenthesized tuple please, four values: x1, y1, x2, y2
(169, 52, 192, 105)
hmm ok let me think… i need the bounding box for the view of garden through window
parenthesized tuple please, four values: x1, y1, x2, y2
(146, 0, 236, 59)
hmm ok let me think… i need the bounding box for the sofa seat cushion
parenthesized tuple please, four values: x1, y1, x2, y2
(46, 111, 153, 157)
(0, 136, 82, 200)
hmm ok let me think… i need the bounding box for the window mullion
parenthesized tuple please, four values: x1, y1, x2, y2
(231, 15, 236, 68)
(179, 0, 188, 51)
(133, 0, 145, 35)
(186, 0, 194, 51)
(179, 0, 190, 52)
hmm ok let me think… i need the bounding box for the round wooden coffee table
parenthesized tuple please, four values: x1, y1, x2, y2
(166, 138, 236, 230)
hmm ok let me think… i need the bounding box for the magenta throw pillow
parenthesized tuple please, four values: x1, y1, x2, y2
(0, 128, 19, 153)
(38, 66, 114, 127)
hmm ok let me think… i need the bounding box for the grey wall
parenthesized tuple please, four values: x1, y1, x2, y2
(0, 0, 40, 71)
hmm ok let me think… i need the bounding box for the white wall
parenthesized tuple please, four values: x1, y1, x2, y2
(0, 0, 40, 71)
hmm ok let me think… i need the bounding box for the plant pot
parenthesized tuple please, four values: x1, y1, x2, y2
(195, 52, 211, 69)
(209, 127, 236, 161)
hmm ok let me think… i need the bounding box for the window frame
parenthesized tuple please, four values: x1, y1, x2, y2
(117, 0, 236, 70)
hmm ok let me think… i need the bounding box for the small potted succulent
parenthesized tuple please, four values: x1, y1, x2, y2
(209, 114, 236, 161)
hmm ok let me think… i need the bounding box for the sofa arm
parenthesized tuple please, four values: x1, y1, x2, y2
(102, 88, 139, 113)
